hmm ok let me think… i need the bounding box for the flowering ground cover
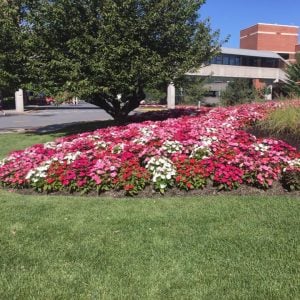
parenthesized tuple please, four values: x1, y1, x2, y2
(0, 101, 299, 195)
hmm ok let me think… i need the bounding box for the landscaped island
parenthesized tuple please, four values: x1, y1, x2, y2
(0, 101, 299, 195)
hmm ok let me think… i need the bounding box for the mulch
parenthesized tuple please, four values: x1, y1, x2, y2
(6, 180, 299, 199)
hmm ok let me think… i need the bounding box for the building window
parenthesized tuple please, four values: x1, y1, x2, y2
(278, 53, 289, 60)
(210, 53, 280, 68)
(223, 55, 230, 65)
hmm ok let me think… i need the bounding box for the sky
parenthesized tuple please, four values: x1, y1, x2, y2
(200, 0, 300, 48)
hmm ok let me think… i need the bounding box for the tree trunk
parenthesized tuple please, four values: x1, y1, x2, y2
(89, 87, 145, 121)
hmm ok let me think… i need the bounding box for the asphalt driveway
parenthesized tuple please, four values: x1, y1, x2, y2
(0, 101, 113, 133)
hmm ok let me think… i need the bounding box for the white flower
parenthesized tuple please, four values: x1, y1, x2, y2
(112, 143, 124, 154)
(63, 151, 81, 164)
(0, 158, 9, 167)
(44, 142, 57, 149)
(145, 156, 176, 186)
(166, 173, 172, 180)
(161, 140, 183, 154)
(160, 183, 167, 189)
(25, 170, 35, 180)
(190, 145, 212, 159)
(200, 136, 218, 146)
(94, 140, 108, 149)
(25, 159, 53, 182)
(132, 137, 149, 145)
(252, 143, 269, 153)
(140, 126, 156, 137)
(287, 158, 300, 168)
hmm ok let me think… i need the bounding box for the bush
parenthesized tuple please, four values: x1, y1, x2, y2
(282, 169, 300, 191)
(221, 79, 257, 106)
(3, 96, 15, 109)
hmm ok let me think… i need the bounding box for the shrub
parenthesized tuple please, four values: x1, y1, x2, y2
(220, 78, 257, 106)
(282, 158, 300, 191)
(282, 169, 300, 191)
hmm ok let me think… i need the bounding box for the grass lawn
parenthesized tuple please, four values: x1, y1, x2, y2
(0, 132, 62, 159)
(0, 191, 300, 299)
(0, 132, 300, 298)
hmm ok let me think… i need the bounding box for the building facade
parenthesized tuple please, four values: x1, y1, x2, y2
(240, 23, 300, 62)
(187, 47, 287, 103)
(177, 23, 299, 105)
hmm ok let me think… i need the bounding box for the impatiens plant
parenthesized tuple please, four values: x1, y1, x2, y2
(174, 156, 208, 191)
(0, 100, 299, 195)
(282, 158, 300, 191)
(212, 163, 244, 191)
(117, 158, 151, 196)
(145, 156, 176, 192)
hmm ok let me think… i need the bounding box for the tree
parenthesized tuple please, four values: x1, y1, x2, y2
(220, 78, 256, 106)
(0, 0, 23, 101)
(284, 54, 300, 97)
(20, 0, 220, 120)
(180, 76, 209, 104)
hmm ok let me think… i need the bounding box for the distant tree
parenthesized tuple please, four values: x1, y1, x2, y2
(284, 54, 300, 97)
(180, 76, 209, 104)
(0, 0, 23, 100)
(220, 78, 256, 106)
(20, 0, 220, 120)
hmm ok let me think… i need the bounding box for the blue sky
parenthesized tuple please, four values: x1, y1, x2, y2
(200, 0, 300, 48)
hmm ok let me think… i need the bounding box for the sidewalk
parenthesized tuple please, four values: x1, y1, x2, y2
(2, 109, 33, 116)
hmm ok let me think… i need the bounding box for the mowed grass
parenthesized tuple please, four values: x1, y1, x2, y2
(0, 132, 300, 298)
(0, 132, 62, 159)
(0, 191, 300, 299)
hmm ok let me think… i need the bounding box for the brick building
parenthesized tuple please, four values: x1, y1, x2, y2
(240, 23, 300, 62)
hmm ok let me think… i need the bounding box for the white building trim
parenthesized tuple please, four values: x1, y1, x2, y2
(256, 22, 299, 28)
(248, 31, 298, 36)
(187, 64, 287, 82)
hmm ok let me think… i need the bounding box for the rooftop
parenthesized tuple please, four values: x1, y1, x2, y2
(221, 47, 284, 59)
(241, 23, 299, 31)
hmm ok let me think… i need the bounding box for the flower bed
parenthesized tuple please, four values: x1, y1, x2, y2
(0, 101, 300, 195)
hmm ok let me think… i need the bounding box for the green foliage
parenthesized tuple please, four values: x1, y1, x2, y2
(144, 85, 166, 104)
(0, 1, 23, 97)
(180, 76, 209, 104)
(284, 54, 300, 97)
(19, 0, 220, 119)
(282, 169, 300, 191)
(258, 106, 300, 136)
(220, 78, 256, 106)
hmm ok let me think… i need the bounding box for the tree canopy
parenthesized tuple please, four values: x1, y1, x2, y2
(3, 0, 221, 119)
(284, 54, 300, 97)
(0, 0, 23, 98)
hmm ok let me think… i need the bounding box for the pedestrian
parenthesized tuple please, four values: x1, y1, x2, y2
(0, 95, 6, 116)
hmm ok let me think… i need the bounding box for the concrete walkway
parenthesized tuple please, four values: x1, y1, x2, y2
(0, 101, 113, 133)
